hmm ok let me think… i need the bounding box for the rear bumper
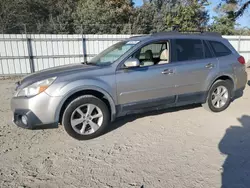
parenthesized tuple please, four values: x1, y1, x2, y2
(233, 87, 245, 100)
(235, 69, 247, 90)
(232, 69, 247, 99)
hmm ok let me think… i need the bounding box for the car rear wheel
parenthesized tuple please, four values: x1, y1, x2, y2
(203, 80, 232, 112)
(62, 95, 110, 140)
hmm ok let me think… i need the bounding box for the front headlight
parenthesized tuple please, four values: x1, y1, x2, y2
(17, 77, 57, 97)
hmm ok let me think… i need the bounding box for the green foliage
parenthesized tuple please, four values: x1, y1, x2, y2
(210, 16, 236, 35)
(0, 0, 77, 34)
(73, 0, 134, 34)
(44, 0, 78, 34)
(0, 0, 249, 34)
(130, 3, 156, 34)
(210, 0, 250, 35)
(131, 0, 209, 34)
(0, 0, 49, 33)
(165, 1, 209, 31)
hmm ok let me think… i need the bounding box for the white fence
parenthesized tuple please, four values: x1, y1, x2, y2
(0, 34, 249, 75)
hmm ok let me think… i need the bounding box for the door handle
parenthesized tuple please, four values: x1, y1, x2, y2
(205, 63, 214, 69)
(162, 69, 174, 75)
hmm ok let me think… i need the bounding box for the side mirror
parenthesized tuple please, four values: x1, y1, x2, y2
(124, 58, 140, 68)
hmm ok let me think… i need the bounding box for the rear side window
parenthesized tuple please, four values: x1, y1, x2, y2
(208, 41, 232, 57)
(175, 39, 204, 62)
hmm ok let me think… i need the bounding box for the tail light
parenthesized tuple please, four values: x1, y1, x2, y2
(238, 56, 245, 65)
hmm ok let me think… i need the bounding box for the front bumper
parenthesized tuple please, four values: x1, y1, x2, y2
(11, 92, 63, 129)
(12, 109, 42, 129)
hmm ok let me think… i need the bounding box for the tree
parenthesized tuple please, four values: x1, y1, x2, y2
(0, 0, 77, 34)
(73, 0, 134, 34)
(0, 0, 49, 33)
(41, 0, 78, 34)
(0, 0, 248, 34)
(165, 0, 209, 31)
(223, 0, 250, 21)
(210, 0, 250, 35)
(131, 3, 156, 34)
(131, 0, 209, 34)
(131, 0, 178, 34)
(210, 16, 236, 35)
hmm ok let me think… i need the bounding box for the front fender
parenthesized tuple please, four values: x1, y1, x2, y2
(46, 79, 117, 122)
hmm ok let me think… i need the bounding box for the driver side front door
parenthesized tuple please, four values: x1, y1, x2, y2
(115, 40, 177, 112)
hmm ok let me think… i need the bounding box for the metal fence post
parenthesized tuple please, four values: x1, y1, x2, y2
(238, 35, 241, 53)
(82, 35, 88, 63)
(26, 36, 35, 73)
(81, 25, 88, 63)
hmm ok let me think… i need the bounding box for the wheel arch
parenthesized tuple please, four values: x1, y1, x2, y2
(203, 74, 235, 102)
(210, 74, 235, 90)
(56, 87, 116, 124)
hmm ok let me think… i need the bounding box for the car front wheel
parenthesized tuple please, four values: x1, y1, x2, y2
(62, 95, 110, 140)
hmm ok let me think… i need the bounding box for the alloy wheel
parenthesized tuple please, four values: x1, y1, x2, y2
(211, 86, 229, 109)
(70, 104, 103, 135)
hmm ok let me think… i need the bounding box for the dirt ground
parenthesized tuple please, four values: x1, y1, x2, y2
(0, 70, 250, 188)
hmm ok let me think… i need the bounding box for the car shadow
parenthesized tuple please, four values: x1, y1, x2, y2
(219, 115, 250, 188)
(105, 104, 201, 135)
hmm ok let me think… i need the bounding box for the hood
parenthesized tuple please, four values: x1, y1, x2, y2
(19, 63, 99, 88)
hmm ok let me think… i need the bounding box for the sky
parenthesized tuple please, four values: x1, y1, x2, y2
(133, 0, 249, 28)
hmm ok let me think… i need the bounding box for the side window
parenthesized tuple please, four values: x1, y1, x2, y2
(133, 41, 170, 67)
(208, 41, 232, 57)
(203, 41, 213, 58)
(175, 39, 204, 62)
(139, 43, 165, 59)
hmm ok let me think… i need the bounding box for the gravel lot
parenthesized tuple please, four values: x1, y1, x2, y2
(0, 70, 250, 188)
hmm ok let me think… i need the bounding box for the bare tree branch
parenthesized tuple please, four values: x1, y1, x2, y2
(234, 0, 250, 20)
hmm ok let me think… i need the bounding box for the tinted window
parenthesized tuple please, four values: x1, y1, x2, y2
(204, 41, 213, 58)
(209, 41, 232, 57)
(175, 39, 204, 62)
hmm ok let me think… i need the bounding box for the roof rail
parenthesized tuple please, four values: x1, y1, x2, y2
(129, 35, 143, 38)
(151, 31, 222, 37)
(201, 32, 222, 37)
(151, 31, 178, 36)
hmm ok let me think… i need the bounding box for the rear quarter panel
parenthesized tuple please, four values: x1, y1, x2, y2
(218, 39, 247, 91)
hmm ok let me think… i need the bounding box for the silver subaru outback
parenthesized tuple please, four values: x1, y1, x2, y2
(11, 32, 247, 140)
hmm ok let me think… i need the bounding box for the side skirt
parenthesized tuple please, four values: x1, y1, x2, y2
(115, 92, 207, 118)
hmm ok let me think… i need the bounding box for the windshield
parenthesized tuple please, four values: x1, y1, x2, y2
(89, 41, 139, 65)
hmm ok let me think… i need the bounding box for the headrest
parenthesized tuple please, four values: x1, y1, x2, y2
(145, 50, 153, 60)
(160, 49, 168, 60)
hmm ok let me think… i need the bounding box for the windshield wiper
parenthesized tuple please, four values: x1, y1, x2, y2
(81, 61, 97, 66)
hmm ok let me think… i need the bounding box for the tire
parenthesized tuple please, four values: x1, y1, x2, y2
(202, 80, 233, 112)
(62, 95, 110, 140)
